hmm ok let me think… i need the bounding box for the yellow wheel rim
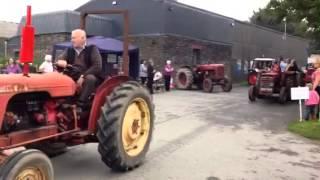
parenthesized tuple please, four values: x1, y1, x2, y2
(122, 98, 151, 157)
(15, 167, 46, 180)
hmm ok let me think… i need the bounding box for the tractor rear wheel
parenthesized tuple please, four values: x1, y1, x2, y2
(0, 149, 54, 180)
(279, 87, 288, 104)
(175, 68, 193, 89)
(222, 77, 232, 92)
(203, 78, 213, 93)
(97, 81, 154, 171)
(248, 85, 256, 102)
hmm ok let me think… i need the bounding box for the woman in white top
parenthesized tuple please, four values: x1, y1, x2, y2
(139, 60, 148, 85)
(39, 54, 54, 73)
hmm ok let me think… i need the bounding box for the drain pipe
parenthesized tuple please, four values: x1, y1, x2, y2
(4, 40, 7, 58)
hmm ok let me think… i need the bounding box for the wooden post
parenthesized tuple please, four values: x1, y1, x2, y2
(80, 9, 130, 76)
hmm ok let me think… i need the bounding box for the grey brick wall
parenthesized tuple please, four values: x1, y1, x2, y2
(7, 33, 237, 81)
(7, 33, 70, 62)
(131, 34, 234, 79)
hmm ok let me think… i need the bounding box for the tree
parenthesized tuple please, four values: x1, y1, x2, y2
(251, 0, 320, 51)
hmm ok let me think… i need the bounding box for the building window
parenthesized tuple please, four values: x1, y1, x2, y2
(192, 48, 201, 65)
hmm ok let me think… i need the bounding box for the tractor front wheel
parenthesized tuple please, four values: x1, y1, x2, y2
(279, 87, 288, 104)
(202, 78, 213, 93)
(97, 81, 154, 171)
(248, 85, 256, 102)
(222, 77, 232, 92)
(0, 149, 54, 180)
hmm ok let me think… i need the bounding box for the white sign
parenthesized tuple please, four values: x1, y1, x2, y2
(291, 87, 309, 100)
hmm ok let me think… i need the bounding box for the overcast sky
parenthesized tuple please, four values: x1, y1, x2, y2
(0, 0, 269, 23)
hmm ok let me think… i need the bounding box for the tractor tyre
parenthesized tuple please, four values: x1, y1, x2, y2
(97, 81, 154, 171)
(0, 149, 54, 180)
(27, 142, 67, 157)
(222, 77, 232, 92)
(279, 87, 288, 104)
(202, 78, 213, 93)
(175, 68, 193, 90)
(248, 85, 256, 102)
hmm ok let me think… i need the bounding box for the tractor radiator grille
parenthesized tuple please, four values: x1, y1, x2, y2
(214, 66, 224, 79)
(260, 76, 274, 87)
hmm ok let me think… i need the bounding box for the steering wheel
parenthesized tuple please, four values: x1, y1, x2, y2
(54, 63, 82, 81)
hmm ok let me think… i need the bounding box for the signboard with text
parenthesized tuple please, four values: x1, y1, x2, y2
(291, 87, 309, 100)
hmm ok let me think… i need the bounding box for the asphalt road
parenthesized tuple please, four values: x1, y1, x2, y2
(52, 86, 320, 180)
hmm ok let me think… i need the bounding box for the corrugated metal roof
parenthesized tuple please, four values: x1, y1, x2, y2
(17, 10, 113, 37)
(0, 21, 18, 38)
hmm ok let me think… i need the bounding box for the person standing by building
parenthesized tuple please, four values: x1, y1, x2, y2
(304, 83, 319, 121)
(139, 60, 148, 85)
(147, 59, 155, 94)
(163, 60, 174, 91)
(312, 55, 320, 95)
(5, 58, 22, 74)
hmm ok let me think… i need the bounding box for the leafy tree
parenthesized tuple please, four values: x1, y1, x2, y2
(251, 0, 320, 51)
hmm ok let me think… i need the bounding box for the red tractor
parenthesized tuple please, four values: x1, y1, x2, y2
(248, 69, 304, 104)
(248, 58, 275, 85)
(175, 64, 232, 93)
(0, 8, 154, 179)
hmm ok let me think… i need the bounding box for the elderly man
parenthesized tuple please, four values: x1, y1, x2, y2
(57, 29, 102, 108)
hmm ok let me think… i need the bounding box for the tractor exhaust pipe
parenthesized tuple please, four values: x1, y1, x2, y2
(19, 5, 35, 77)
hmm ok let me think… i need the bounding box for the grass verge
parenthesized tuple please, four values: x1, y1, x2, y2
(288, 121, 320, 140)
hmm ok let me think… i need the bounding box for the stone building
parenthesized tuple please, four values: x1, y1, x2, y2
(8, 0, 309, 81)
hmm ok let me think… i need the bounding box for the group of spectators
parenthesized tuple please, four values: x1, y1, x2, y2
(0, 55, 54, 74)
(139, 59, 174, 94)
(262, 57, 301, 74)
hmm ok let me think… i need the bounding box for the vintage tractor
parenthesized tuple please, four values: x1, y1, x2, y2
(248, 69, 303, 104)
(248, 58, 275, 85)
(0, 7, 154, 180)
(175, 64, 232, 93)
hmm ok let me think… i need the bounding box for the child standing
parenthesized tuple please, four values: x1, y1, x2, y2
(304, 84, 320, 121)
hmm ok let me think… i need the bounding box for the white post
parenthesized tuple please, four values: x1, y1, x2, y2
(299, 99, 303, 122)
(284, 21, 287, 40)
(282, 17, 287, 40)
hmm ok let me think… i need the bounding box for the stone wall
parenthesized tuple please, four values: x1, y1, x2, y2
(7, 33, 237, 81)
(7, 33, 70, 63)
(131, 34, 234, 79)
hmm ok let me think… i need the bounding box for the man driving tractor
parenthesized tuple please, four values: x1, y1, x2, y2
(56, 29, 102, 109)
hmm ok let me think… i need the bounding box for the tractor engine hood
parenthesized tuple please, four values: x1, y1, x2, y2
(0, 72, 76, 97)
(197, 64, 224, 71)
